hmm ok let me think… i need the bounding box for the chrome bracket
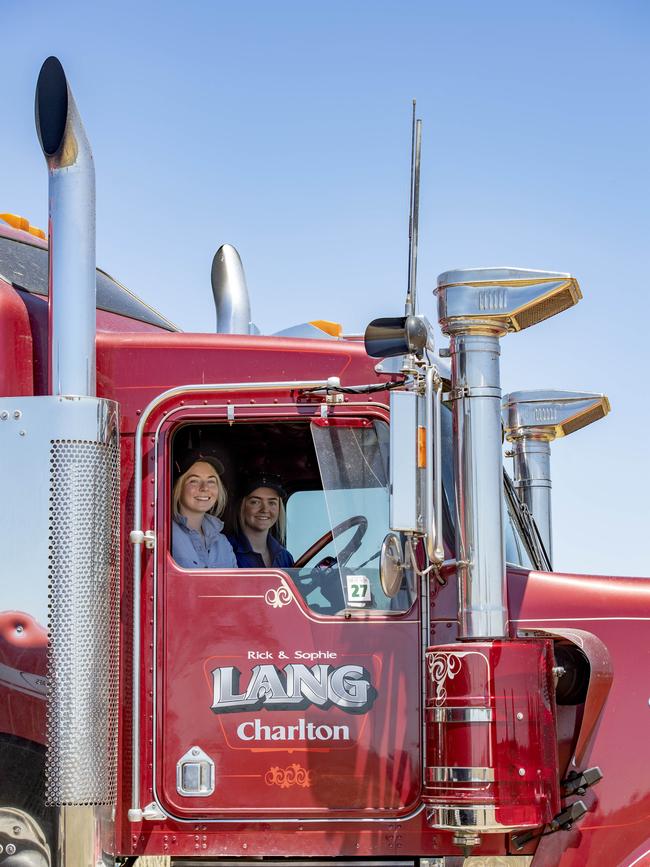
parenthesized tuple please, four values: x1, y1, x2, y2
(128, 801, 166, 822)
(129, 529, 156, 549)
(443, 387, 466, 401)
(446, 385, 501, 401)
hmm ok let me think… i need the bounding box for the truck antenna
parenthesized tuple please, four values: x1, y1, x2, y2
(405, 100, 422, 318)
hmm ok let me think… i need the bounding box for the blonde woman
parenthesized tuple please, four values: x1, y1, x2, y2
(171, 451, 237, 569)
(227, 475, 294, 568)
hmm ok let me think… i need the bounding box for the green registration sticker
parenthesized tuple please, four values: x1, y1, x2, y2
(346, 574, 371, 605)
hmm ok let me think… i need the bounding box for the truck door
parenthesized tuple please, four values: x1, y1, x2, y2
(144, 397, 422, 821)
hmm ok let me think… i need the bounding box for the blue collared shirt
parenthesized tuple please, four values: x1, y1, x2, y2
(226, 531, 295, 569)
(172, 513, 238, 569)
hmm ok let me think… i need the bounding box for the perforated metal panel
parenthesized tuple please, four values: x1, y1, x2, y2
(45, 429, 120, 805)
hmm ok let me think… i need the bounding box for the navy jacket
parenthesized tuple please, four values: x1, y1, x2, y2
(172, 513, 238, 569)
(226, 531, 295, 569)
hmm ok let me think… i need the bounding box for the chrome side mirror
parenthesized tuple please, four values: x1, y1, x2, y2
(386, 368, 444, 580)
(379, 532, 404, 597)
(364, 315, 429, 359)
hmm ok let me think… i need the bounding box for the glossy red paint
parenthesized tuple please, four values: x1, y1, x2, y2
(0, 282, 33, 395)
(95, 329, 377, 434)
(101, 356, 649, 862)
(158, 561, 420, 818)
(0, 611, 48, 744)
(508, 568, 650, 866)
(423, 640, 560, 830)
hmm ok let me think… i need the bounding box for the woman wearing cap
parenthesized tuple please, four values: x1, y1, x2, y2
(171, 451, 238, 569)
(227, 475, 295, 569)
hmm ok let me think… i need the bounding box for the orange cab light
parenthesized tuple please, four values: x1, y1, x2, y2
(417, 426, 427, 468)
(0, 212, 47, 240)
(309, 319, 343, 337)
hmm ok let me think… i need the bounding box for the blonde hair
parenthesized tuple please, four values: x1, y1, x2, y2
(237, 491, 287, 545)
(173, 461, 228, 519)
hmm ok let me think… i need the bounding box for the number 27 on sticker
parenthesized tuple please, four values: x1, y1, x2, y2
(346, 575, 371, 603)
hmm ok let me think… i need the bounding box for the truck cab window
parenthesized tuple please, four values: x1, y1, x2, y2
(286, 419, 415, 614)
(168, 418, 415, 615)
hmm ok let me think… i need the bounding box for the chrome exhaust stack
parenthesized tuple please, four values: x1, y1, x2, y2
(436, 268, 582, 639)
(502, 389, 610, 567)
(211, 243, 253, 334)
(32, 58, 120, 863)
(35, 56, 96, 397)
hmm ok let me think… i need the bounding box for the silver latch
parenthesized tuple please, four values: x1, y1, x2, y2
(177, 746, 215, 797)
(129, 529, 156, 549)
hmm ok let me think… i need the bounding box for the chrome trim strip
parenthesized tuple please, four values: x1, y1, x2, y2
(427, 766, 495, 783)
(182, 863, 416, 867)
(420, 569, 430, 801)
(429, 706, 492, 723)
(427, 804, 498, 831)
(426, 803, 517, 832)
(424, 367, 445, 564)
(143, 798, 426, 826)
(178, 863, 416, 867)
(131, 380, 328, 815)
(432, 371, 444, 563)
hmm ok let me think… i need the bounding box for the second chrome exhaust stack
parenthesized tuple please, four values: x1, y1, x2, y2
(35, 56, 96, 397)
(211, 244, 253, 334)
(503, 389, 610, 567)
(436, 268, 582, 639)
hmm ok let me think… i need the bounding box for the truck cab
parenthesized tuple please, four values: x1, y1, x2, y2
(2, 56, 650, 867)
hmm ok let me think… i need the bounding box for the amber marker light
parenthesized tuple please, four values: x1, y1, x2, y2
(309, 319, 343, 337)
(417, 425, 427, 468)
(0, 212, 46, 239)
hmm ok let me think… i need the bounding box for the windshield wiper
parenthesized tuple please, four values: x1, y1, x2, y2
(504, 472, 552, 572)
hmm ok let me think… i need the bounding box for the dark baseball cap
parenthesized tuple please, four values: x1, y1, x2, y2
(240, 473, 287, 500)
(174, 449, 225, 480)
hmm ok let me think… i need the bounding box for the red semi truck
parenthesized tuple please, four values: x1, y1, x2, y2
(1, 56, 649, 867)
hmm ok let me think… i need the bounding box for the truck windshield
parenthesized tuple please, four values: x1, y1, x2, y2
(0, 235, 177, 331)
(286, 419, 415, 614)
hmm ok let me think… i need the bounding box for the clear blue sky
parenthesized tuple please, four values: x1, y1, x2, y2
(3, 1, 649, 576)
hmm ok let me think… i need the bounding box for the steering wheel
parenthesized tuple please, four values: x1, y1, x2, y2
(294, 516, 368, 569)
